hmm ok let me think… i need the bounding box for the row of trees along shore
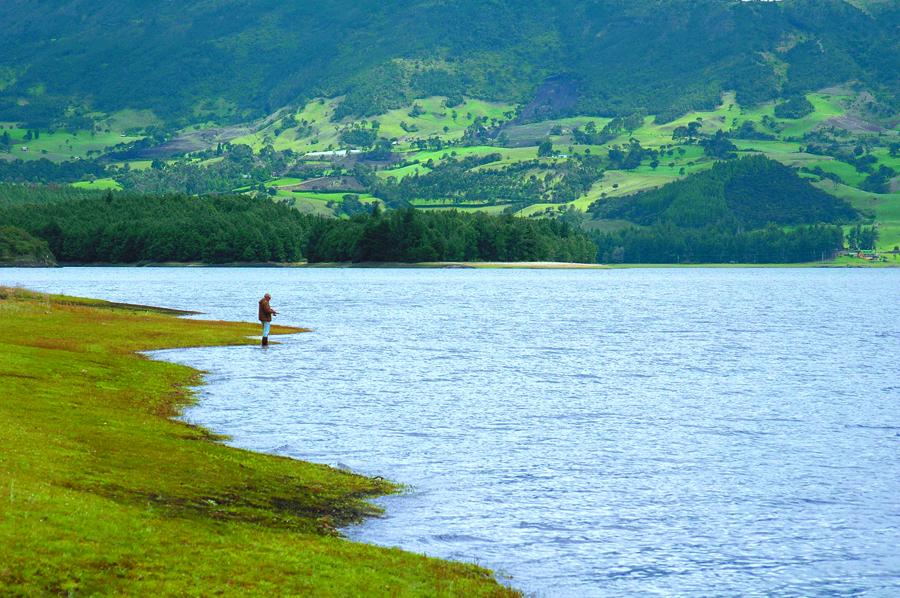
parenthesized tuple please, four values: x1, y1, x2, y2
(0, 190, 595, 264)
(593, 223, 848, 264)
(0, 185, 871, 265)
(306, 206, 597, 263)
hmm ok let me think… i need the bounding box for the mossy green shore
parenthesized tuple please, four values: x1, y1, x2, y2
(0, 287, 517, 596)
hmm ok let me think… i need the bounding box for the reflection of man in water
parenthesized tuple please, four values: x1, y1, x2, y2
(258, 293, 277, 346)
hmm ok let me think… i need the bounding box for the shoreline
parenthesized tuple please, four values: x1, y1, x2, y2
(0, 287, 517, 596)
(4, 258, 898, 269)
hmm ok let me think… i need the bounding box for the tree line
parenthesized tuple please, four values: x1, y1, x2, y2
(0, 159, 107, 184)
(305, 207, 597, 263)
(0, 188, 596, 264)
(593, 223, 847, 264)
(0, 225, 55, 265)
(0, 192, 312, 264)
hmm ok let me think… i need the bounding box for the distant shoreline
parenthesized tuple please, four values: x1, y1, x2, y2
(4, 259, 897, 269)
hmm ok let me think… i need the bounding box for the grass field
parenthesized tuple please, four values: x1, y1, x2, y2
(0, 128, 144, 162)
(375, 97, 513, 141)
(71, 177, 124, 191)
(803, 158, 868, 187)
(0, 113, 148, 162)
(231, 97, 515, 156)
(99, 109, 162, 133)
(266, 177, 307, 187)
(399, 145, 539, 166)
(376, 163, 433, 180)
(0, 287, 517, 596)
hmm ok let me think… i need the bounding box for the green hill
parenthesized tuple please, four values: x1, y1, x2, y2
(0, 0, 896, 127)
(587, 156, 872, 263)
(590, 155, 859, 228)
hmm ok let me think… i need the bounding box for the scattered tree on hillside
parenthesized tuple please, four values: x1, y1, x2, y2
(700, 131, 737, 159)
(538, 139, 554, 157)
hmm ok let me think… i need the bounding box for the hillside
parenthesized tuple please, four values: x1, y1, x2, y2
(0, 0, 898, 260)
(0, 0, 896, 128)
(589, 155, 859, 228)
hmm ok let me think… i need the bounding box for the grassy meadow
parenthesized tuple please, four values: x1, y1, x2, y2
(0, 287, 517, 596)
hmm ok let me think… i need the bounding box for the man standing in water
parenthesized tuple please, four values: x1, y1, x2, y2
(258, 293, 277, 346)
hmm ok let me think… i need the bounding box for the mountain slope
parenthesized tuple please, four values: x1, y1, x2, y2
(0, 0, 896, 127)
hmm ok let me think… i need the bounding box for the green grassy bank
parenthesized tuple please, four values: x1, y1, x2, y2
(0, 287, 516, 596)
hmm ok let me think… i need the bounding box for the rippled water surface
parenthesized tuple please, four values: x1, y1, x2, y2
(5, 267, 900, 596)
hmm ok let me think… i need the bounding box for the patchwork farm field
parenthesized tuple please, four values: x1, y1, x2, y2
(3, 88, 894, 244)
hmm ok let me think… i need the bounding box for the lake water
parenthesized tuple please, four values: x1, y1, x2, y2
(4, 267, 899, 596)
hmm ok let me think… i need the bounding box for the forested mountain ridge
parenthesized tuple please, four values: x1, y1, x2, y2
(0, 0, 896, 127)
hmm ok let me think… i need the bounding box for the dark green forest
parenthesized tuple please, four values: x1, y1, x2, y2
(0, 188, 596, 264)
(0, 183, 102, 206)
(593, 223, 847, 264)
(0, 225, 55, 265)
(0, 0, 895, 127)
(0, 159, 107, 184)
(306, 207, 597, 263)
(0, 192, 312, 263)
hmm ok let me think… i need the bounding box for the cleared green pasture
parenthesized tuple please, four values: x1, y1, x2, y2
(732, 141, 825, 169)
(289, 197, 336, 216)
(234, 97, 514, 156)
(1, 127, 144, 162)
(276, 190, 382, 217)
(376, 97, 513, 140)
(71, 178, 123, 191)
(870, 148, 900, 172)
(408, 198, 502, 207)
(584, 169, 679, 201)
(287, 191, 380, 203)
(805, 158, 867, 186)
(401, 145, 537, 166)
(99, 109, 162, 131)
(634, 92, 850, 149)
(516, 203, 563, 217)
(124, 160, 153, 171)
(376, 163, 433, 180)
(232, 98, 343, 153)
(267, 177, 307, 187)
